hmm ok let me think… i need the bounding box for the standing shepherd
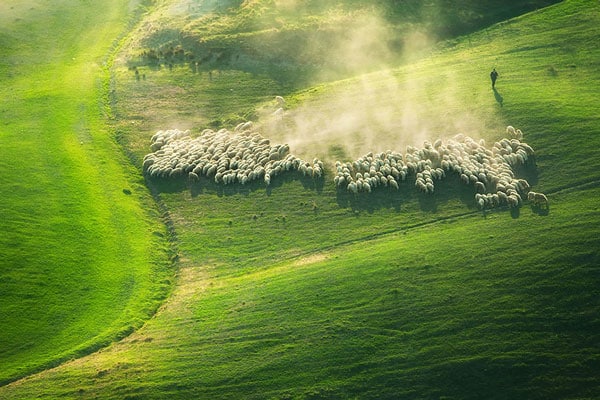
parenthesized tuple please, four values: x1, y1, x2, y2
(490, 68, 499, 88)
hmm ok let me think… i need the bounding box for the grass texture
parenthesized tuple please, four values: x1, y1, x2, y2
(0, 0, 173, 385)
(1, 0, 599, 398)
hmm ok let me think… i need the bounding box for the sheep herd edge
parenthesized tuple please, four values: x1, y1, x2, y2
(142, 123, 548, 212)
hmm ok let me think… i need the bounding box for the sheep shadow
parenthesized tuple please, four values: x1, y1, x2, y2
(335, 174, 480, 214)
(190, 178, 255, 197)
(336, 186, 406, 213)
(149, 168, 540, 219)
(266, 171, 324, 196)
(146, 176, 188, 194)
(416, 174, 480, 213)
(493, 87, 504, 107)
(530, 204, 550, 216)
(514, 160, 539, 187)
(510, 206, 521, 219)
(187, 170, 324, 198)
(417, 191, 438, 212)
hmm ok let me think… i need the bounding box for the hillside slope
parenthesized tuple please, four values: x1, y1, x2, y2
(2, 0, 599, 399)
(0, 0, 172, 385)
(126, 0, 560, 85)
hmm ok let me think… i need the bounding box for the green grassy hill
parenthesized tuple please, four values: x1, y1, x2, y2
(0, 0, 172, 385)
(126, 0, 560, 86)
(1, 0, 600, 399)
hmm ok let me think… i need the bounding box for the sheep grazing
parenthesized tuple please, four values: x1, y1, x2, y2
(149, 129, 190, 151)
(334, 150, 406, 193)
(506, 125, 524, 139)
(188, 171, 199, 182)
(235, 121, 254, 132)
(474, 181, 486, 193)
(347, 181, 358, 194)
(275, 95, 286, 109)
(143, 125, 323, 188)
(272, 107, 284, 119)
(507, 194, 520, 208)
(527, 191, 549, 208)
(515, 129, 523, 139)
(145, 123, 543, 214)
(475, 193, 486, 210)
(334, 127, 544, 211)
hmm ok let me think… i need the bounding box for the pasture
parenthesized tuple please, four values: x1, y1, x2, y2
(0, 0, 172, 385)
(1, 0, 599, 398)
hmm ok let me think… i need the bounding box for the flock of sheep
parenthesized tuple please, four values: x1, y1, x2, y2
(143, 123, 547, 210)
(142, 125, 323, 187)
(334, 126, 547, 209)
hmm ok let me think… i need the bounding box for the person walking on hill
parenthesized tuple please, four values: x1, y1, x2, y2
(490, 68, 499, 88)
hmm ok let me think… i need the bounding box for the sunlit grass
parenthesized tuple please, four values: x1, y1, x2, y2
(0, 0, 173, 384)
(1, 0, 599, 398)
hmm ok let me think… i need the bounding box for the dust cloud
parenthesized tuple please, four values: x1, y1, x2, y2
(142, 0, 495, 163)
(256, 5, 490, 162)
(263, 69, 489, 162)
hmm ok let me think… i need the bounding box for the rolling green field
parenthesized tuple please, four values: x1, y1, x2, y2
(0, 0, 172, 386)
(1, 0, 600, 399)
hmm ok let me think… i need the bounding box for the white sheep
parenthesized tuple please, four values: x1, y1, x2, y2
(475, 194, 485, 209)
(474, 181, 486, 193)
(235, 121, 253, 132)
(507, 195, 520, 208)
(527, 191, 548, 208)
(275, 96, 286, 108)
(515, 129, 523, 139)
(348, 181, 358, 194)
(272, 107, 284, 119)
(145, 123, 540, 215)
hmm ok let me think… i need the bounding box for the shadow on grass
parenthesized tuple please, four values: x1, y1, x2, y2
(146, 177, 188, 193)
(530, 205, 550, 216)
(336, 174, 480, 214)
(514, 159, 539, 187)
(422, 356, 537, 400)
(147, 170, 325, 198)
(493, 87, 504, 107)
(510, 206, 521, 219)
(336, 186, 407, 213)
(147, 164, 542, 218)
